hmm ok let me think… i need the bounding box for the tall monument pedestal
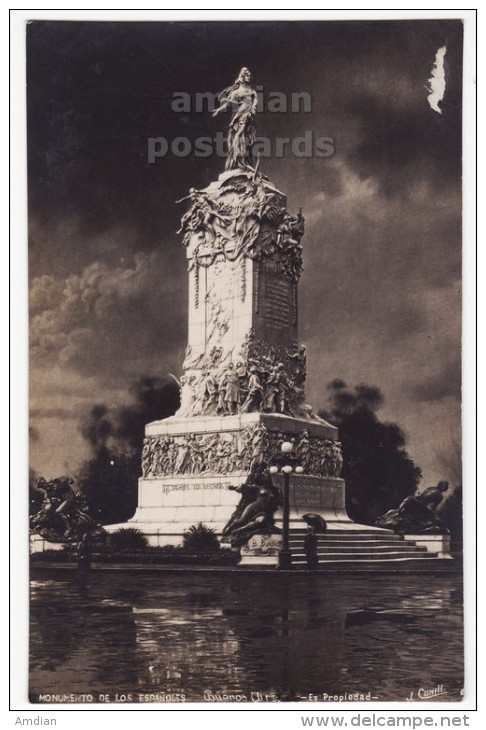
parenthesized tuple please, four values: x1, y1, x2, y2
(129, 412, 350, 546)
(104, 70, 451, 565)
(119, 70, 353, 553)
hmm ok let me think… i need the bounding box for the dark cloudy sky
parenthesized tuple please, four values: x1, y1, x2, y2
(27, 19, 463, 484)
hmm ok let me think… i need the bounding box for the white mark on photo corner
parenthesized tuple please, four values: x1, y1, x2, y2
(426, 46, 447, 114)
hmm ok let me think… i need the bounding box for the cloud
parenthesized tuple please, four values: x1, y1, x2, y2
(26, 20, 463, 487)
(29, 226, 189, 478)
(409, 360, 461, 403)
(30, 407, 77, 419)
(343, 76, 461, 198)
(30, 236, 187, 380)
(295, 158, 461, 484)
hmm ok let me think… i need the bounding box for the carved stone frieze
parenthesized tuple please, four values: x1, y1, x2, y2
(177, 329, 314, 419)
(141, 424, 342, 479)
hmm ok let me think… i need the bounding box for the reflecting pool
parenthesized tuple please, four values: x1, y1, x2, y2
(30, 570, 463, 704)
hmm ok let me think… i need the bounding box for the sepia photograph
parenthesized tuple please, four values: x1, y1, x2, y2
(13, 11, 474, 713)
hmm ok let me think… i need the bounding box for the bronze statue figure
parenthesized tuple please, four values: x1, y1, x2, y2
(222, 461, 282, 548)
(213, 67, 258, 171)
(30, 475, 104, 543)
(375, 481, 450, 535)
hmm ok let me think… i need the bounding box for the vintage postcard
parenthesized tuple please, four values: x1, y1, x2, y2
(11, 9, 476, 717)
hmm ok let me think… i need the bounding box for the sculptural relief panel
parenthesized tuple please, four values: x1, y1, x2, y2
(177, 328, 316, 420)
(178, 171, 304, 286)
(141, 425, 343, 480)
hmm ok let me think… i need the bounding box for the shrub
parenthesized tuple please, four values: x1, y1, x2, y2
(109, 528, 149, 550)
(30, 543, 240, 566)
(30, 548, 72, 562)
(182, 523, 219, 552)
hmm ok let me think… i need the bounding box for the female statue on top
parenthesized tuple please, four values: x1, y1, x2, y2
(213, 67, 258, 171)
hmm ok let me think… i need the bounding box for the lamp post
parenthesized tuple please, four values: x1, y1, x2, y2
(269, 441, 304, 570)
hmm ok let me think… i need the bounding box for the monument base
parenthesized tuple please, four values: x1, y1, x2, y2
(403, 534, 452, 558)
(238, 533, 282, 566)
(145, 411, 337, 440)
(115, 411, 346, 545)
(112, 473, 352, 546)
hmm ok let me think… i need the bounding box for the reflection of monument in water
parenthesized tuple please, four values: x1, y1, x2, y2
(128, 67, 351, 551)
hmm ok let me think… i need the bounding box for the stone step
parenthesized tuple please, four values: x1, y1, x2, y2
(291, 552, 437, 564)
(291, 559, 442, 570)
(289, 532, 404, 542)
(289, 545, 427, 554)
(292, 551, 430, 560)
(291, 530, 399, 536)
(290, 528, 394, 538)
(289, 538, 410, 547)
(286, 526, 433, 565)
(289, 541, 416, 550)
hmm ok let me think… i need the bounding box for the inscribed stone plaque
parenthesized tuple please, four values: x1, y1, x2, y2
(266, 277, 292, 329)
(261, 271, 295, 342)
(292, 482, 322, 510)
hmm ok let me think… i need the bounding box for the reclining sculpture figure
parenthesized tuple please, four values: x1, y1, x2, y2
(375, 481, 449, 535)
(222, 461, 282, 548)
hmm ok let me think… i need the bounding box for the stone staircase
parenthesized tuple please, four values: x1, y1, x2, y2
(288, 528, 439, 568)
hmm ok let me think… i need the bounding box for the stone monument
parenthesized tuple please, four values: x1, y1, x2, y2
(129, 68, 351, 547)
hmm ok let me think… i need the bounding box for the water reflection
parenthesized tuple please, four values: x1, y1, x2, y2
(30, 571, 463, 703)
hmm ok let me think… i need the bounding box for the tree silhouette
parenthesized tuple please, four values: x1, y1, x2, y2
(77, 375, 180, 524)
(29, 468, 42, 515)
(433, 437, 462, 489)
(319, 380, 421, 525)
(434, 438, 463, 553)
(438, 486, 463, 553)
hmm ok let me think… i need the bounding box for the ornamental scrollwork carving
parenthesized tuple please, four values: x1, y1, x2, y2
(176, 172, 304, 284)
